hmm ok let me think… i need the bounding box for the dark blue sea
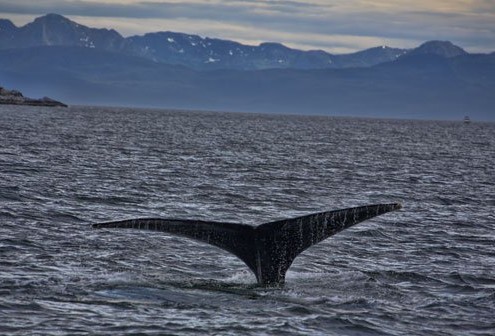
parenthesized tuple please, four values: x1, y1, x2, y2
(1, 105, 494, 335)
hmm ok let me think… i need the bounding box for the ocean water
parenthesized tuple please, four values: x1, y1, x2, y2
(0, 105, 494, 335)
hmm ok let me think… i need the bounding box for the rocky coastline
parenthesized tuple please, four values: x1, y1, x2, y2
(0, 86, 67, 107)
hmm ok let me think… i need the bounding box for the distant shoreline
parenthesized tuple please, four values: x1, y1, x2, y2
(0, 86, 67, 108)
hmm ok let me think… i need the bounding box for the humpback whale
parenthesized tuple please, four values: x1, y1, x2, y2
(92, 203, 401, 285)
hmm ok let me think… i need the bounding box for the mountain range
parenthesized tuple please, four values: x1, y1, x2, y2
(0, 14, 494, 120)
(0, 13, 412, 71)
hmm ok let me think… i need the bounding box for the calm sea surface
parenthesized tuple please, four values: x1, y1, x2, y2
(0, 105, 494, 335)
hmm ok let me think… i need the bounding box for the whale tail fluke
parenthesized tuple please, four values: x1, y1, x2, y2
(92, 203, 401, 285)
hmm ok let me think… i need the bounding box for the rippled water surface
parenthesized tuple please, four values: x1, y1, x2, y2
(1, 105, 494, 335)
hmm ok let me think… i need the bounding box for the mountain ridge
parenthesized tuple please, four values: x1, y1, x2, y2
(1, 13, 480, 71)
(1, 45, 493, 120)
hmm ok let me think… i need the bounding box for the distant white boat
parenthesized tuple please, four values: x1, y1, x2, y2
(463, 116, 471, 124)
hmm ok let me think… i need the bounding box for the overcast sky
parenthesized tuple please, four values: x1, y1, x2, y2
(0, 0, 494, 53)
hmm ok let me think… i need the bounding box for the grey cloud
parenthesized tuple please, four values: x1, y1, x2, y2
(0, 0, 321, 18)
